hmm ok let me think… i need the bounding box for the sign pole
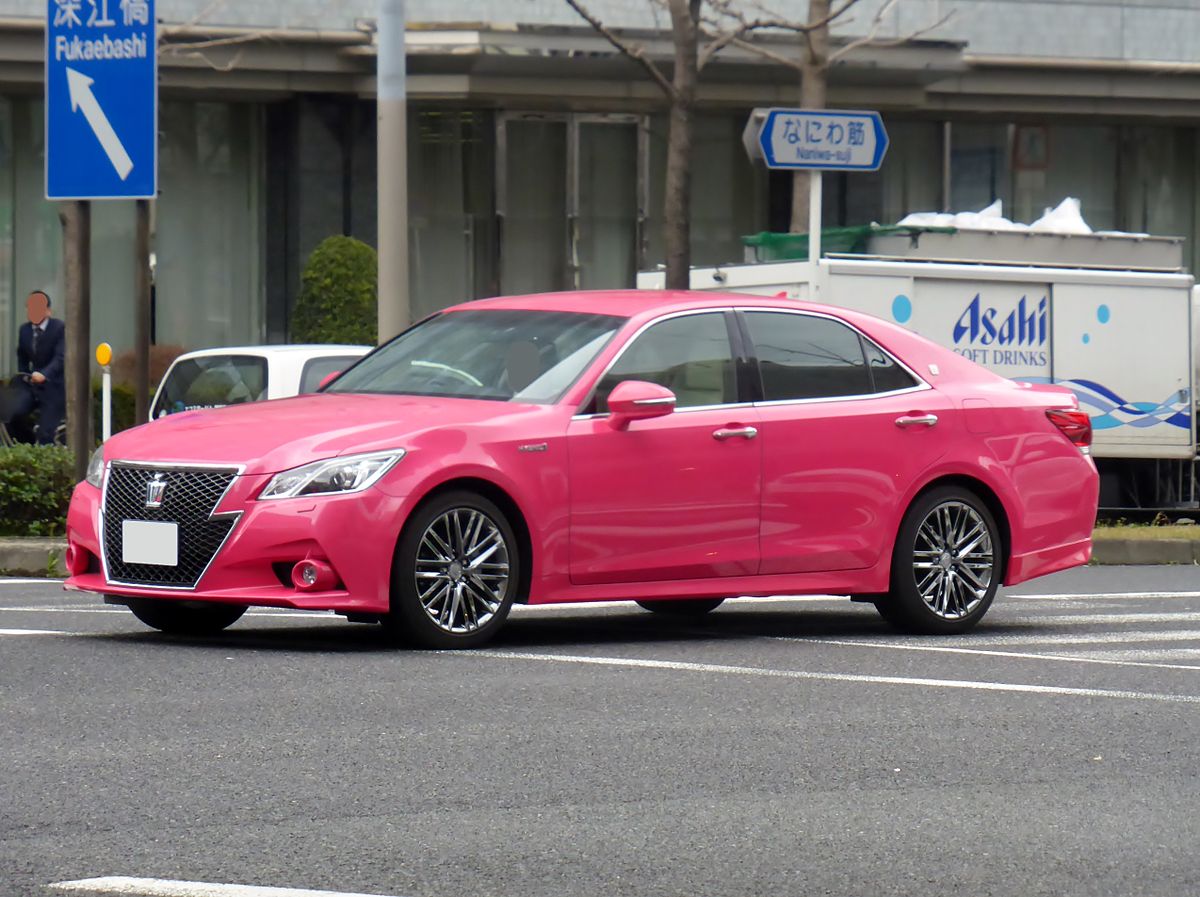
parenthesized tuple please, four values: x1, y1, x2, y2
(61, 200, 91, 480)
(808, 170, 822, 267)
(134, 198, 151, 422)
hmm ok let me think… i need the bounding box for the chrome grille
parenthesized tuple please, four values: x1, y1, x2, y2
(102, 464, 239, 588)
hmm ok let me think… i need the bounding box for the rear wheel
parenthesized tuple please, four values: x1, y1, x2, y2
(384, 490, 521, 649)
(126, 599, 247, 635)
(636, 598, 725, 616)
(875, 486, 1002, 634)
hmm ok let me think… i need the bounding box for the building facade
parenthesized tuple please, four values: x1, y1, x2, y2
(1, 0, 1200, 371)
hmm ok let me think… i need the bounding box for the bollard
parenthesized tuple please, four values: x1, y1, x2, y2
(95, 342, 112, 442)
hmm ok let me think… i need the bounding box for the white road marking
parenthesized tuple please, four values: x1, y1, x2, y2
(464, 650, 1200, 705)
(1008, 591, 1200, 601)
(0, 628, 67, 636)
(1021, 612, 1200, 626)
(0, 578, 65, 585)
(944, 629, 1200, 647)
(786, 637, 1200, 672)
(1067, 648, 1200, 661)
(50, 878, 403, 897)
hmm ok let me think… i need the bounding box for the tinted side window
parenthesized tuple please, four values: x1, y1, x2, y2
(594, 313, 735, 411)
(153, 356, 268, 418)
(863, 340, 918, 393)
(744, 312, 871, 401)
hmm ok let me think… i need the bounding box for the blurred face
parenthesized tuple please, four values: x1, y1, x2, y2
(26, 292, 50, 325)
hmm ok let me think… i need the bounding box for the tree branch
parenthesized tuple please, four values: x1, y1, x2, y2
(562, 0, 679, 99)
(827, 2, 954, 64)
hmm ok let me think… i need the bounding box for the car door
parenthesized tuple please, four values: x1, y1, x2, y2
(740, 309, 952, 575)
(567, 311, 762, 585)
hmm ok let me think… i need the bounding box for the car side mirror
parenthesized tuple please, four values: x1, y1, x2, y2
(317, 371, 342, 391)
(607, 380, 676, 430)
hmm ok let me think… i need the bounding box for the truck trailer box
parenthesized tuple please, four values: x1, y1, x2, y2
(638, 255, 1197, 469)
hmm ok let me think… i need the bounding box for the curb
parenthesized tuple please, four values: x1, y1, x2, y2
(0, 537, 1197, 578)
(0, 538, 67, 577)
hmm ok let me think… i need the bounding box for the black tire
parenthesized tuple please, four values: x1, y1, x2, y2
(876, 486, 1002, 635)
(126, 599, 247, 635)
(384, 490, 521, 649)
(636, 598, 725, 616)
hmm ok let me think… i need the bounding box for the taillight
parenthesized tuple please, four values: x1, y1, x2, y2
(1046, 408, 1092, 452)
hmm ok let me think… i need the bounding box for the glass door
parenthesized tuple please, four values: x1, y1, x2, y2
(498, 113, 644, 295)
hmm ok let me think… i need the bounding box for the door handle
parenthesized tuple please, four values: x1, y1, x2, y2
(713, 426, 758, 441)
(895, 414, 938, 428)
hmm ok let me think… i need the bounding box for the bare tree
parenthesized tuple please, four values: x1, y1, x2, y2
(563, 0, 822, 288)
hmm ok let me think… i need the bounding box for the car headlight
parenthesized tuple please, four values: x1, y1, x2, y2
(259, 450, 405, 500)
(85, 446, 105, 489)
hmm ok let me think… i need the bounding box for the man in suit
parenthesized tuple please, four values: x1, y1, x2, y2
(3, 291, 66, 444)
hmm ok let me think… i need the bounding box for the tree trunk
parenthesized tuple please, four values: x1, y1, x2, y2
(663, 0, 700, 290)
(790, 0, 832, 234)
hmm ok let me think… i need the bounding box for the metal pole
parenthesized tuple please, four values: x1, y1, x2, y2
(61, 200, 91, 481)
(376, 0, 409, 343)
(808, 170, 822, 267)
(134, 198, 152, 423)
(101, 364, 111, 442)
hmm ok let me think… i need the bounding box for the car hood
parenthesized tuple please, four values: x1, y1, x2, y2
(103, 393, 557, 474)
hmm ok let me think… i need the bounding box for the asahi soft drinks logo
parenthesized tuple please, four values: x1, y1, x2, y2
(952, 294, 1048, 367)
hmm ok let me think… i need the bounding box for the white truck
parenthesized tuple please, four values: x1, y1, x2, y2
(638, 229, 1198, 511)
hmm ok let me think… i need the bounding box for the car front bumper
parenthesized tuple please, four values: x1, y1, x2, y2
(63, 475, 412, 615)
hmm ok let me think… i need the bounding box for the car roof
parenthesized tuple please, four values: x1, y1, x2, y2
(446, 289, 850, 320)
(170, 345, 372, 361)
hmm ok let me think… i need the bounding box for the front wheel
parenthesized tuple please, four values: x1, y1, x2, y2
(384, 491, 521, 649)
(126, 599, 247, 635)
(876, 486, 1002, 634)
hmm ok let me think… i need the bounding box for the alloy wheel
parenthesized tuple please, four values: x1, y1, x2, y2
(414, 507, 511, 634)
(911, 500, 995, 620)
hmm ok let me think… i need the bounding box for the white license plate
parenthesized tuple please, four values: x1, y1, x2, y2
(122, 520, 179, 567)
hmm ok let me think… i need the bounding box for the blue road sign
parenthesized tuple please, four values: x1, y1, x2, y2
(757, 109, 889, 172)
(46, 0, 157, 200)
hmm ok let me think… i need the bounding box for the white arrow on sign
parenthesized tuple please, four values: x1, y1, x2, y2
(66, 67, 134, 181)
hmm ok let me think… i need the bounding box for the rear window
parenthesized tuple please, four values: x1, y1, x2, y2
(152, 355, 268, 419)
(300, 355, 363, 393)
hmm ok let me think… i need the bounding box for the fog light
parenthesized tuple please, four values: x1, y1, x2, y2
(291, 559, 338, 591)
(64, 544, 89, 577)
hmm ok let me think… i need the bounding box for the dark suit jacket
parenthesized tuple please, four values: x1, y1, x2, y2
(17, 318, 66, 390)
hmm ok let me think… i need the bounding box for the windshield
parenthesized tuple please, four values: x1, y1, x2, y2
(326, 309, 625, 403)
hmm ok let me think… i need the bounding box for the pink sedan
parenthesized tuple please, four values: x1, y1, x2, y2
(64, 291, 1098, 648)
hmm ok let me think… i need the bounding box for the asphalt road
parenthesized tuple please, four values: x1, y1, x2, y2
(2, 567, 1199, 897)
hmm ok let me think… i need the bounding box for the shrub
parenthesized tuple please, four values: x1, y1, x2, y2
(110, 344, 187, 388)
(291, 236, 378, 345)
(0, 444, 76, 537)
(93, 379, 137, 436)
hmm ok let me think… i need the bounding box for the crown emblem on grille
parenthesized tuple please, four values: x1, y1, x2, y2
(145, 473, 167, 509)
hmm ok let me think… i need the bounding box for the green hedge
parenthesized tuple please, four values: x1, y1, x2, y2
(291, 235, 378, 345)
(0, 444, 76, 537)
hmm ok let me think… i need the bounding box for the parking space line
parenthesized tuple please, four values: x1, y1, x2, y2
(0, 578, 64, 586)
(50, 877, 404, 897)
(0, 628, 68, 636)
(463, 649, 1200, 705)
(778, 637, 1200, 672)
